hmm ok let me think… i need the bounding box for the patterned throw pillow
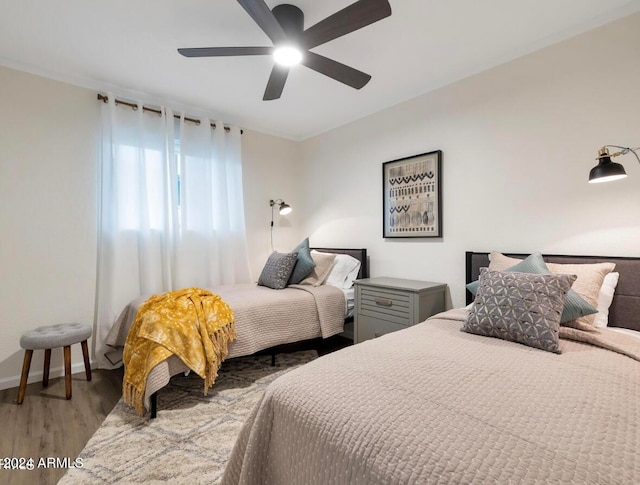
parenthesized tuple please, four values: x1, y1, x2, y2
(257, 252, 299, 290)
(462, 269, 576, 353)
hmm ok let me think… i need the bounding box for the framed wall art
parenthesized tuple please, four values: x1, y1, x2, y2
(383, 150, 442, 238)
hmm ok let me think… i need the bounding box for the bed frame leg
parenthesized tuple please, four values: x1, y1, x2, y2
(150, 392, 158, 419)
(271, 352, 276, 367)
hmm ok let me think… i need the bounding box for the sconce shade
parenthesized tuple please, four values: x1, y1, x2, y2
(278, 203, 292, 215)
(587, 145, 640, 184)
(588, 156, 627, 184)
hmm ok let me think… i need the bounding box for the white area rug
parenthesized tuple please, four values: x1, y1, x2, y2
(59, 351, 318, 484)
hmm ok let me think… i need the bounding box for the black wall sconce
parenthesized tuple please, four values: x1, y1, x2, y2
(269, 199, 292, 250)
(270, 199, 292, 215)
(588, 145, 640, 183)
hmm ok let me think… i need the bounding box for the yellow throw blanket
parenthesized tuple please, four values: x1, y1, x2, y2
(123, 287, 236, 415)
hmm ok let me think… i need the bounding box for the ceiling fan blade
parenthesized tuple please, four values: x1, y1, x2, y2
(302, 52, 371, 89)
(302, 0, 391, 49)
(237, 0, 288, 45)
(263, 65, 289, 100)
(178, 47, 273, 57)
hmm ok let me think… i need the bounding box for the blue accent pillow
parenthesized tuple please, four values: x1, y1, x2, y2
(466, 253, 548, 295)
(466, 253, 597, 324)
(287, 238, 316, 285)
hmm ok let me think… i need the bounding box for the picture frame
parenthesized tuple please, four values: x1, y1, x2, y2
(382, 150, 442, 238)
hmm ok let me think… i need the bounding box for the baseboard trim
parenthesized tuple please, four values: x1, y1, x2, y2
(0, 361, 95, 391)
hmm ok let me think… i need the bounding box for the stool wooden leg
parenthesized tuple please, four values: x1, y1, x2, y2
(43, 349, 51, 388)
(17, 350, 33, 405)
(63, 346, 72, 400)
(81, 340, 92, 382)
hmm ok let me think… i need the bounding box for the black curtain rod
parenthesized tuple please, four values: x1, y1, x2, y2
(96, 94, 242, 134)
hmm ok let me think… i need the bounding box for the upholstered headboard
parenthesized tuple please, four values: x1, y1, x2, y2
(312, 248, 369, 280)
(465, 252, 640, 332)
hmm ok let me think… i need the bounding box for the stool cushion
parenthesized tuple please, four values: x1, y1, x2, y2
(20, 323, 92, 350)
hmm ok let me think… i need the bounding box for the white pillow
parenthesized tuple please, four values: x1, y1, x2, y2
(593, 272, 619, 328)
(342, 258, 362, 289)
(315, 251, 361, 289)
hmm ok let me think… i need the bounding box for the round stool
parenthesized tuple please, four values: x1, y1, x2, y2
(17, 323, 92, 404)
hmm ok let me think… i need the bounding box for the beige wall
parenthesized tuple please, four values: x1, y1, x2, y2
(299, 13, 640, 308)
(0, 67, 300, 389)
(241, 129, 303, 279)
(0, 66, 100, 389)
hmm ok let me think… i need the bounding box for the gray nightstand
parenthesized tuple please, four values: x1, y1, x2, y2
(354, 277, 447, 344)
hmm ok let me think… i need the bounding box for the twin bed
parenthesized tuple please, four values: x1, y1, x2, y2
(221, 251, 640, 484)
(105, 248, 368, 415)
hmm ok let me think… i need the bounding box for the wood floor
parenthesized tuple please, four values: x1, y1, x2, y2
(0, 368, 123, 485)
(0, 335, 350, 485)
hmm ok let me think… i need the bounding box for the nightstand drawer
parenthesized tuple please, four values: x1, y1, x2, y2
(357, 315, 406, 341)
(359, 287, 411, 326)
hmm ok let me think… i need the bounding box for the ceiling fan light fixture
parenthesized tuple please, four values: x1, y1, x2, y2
(273, 45, 303, 66)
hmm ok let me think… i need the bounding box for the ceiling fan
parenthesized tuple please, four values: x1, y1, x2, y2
(178, 0, 392, 100)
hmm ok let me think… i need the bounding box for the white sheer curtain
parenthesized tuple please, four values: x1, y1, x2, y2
(94, 96, 251, 367)
(172, 113, 251, 289)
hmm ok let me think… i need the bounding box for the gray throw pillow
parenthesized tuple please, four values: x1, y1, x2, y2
(258, 252, 299, 290)
(466, 253, 597, 324)
(287, 238, 316, 285)
(462, 269, 576, 353)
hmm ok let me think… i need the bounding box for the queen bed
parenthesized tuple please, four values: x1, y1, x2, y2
(105, 247, 368, 415)
(222, 251, 640, 484)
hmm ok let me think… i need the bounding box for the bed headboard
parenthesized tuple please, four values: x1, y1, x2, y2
(465, 251, 640, 332)
(312, 248, 369, 279)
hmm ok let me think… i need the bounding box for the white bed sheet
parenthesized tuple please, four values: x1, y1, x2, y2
(342, 287, 355, 318)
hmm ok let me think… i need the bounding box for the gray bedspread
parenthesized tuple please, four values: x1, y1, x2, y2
(106, 283, 345, 410)
(223, 308, 640, 484)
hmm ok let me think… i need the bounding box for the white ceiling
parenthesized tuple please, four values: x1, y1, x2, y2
(1, 0, 639, 140)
